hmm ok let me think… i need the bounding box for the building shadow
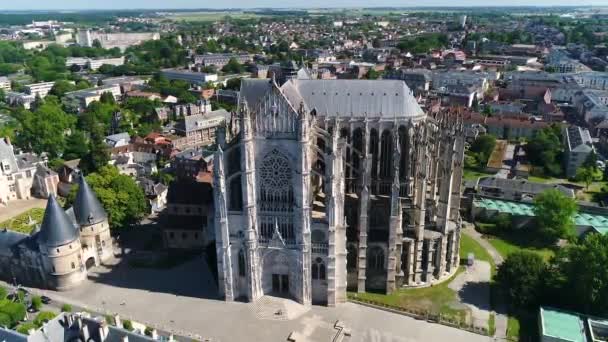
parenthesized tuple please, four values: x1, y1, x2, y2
(457, 281, 491, 312)
(84, 251, 222, 301)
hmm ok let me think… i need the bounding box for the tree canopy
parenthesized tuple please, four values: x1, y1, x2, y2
(496, 251, 547, 309)
(67, 165, 148, 229)
(533, 189, 578, 242)
(14, 97, 75, 157)
(524, 125, 563, 177)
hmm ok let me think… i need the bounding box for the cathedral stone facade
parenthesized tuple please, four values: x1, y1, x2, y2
(213, 79, 465, 306)
(0, 176, 112, 290)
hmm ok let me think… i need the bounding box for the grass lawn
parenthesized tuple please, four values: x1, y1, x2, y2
(463, 168, 494, 182)
(460, 233, 495, 270)
(0, 208, 44, 234)
(487, 236, 554, 262)
(507, 316, 520, 341)
(349, 267, 468, 321)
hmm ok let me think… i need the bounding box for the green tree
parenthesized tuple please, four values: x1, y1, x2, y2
(553, 234, 608, 315)
(49, 80, 76, 98)
(30, 296, 42, 311)
(99, 91, 116, 105)
(15, 97, 75, 157)
(67, 165, 148, 229)
(16, 322, 37, 335)
(365, 68, 380, 80)
(122, 319, 133, 331)
(576, 166, 595, 190)
(469, 134, 497, 166)
(524, 125, 563, 177)
(221, 58, 244, 74)
(583, 151, 598, 171)
(33, 311, 56, 327)
(63, 131, 90, 161)
(497, 251, 546, 309)
(533, 189, 578, 242)
(0, 286, 6, 299)
(0, 312, 12, 327)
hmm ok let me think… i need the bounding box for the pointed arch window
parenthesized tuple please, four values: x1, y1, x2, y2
(312, 257, 326, 280)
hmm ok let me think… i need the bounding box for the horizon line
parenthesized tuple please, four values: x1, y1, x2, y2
(0, 5, 607, 12)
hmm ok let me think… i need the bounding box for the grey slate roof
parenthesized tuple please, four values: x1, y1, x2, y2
(0, 138, 18, 173)
(0, 328, 27, 342)
(279, 79, 425, 119)
(38, 195, 78, 247)
(74, 175, 107, 226)
(478, 176, 576, 198)
(0, 229, 28, 257)
(240, 78, 272, 109)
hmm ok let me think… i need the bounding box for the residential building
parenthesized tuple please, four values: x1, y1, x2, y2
(547, 49, 591, 73)
(476, 176, 575, 201)
(0, 76, 11, 91)
(194, 53, 252, 69)
(66, 56, 125, 71)
(162, 180, 213, 250)
(564, 126, 595, 178)
(24, 81, 56, 98)
(76, 30, 159, 51)
(0, 137, 57, 204)
(63, 84, 122, 112)
(171, 109, 230, 150)
(0, 311, 157, 342)
(160, 69, 218, 85)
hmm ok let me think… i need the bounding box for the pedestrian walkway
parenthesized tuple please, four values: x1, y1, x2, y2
(462, 223, 508, 341)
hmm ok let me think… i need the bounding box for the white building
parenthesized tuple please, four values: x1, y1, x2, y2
(160, 69, 218, 85)
(24, 81, 56, 98)
(0, 77, 11, 91)
(66, 56, 125, 71)
(0, 137, 58, 204)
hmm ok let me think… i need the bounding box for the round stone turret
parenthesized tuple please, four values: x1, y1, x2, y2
(38, 195, 86, 291)
(73, 175, 112, 265)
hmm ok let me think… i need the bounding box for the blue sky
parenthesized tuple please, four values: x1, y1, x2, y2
(1, 0, 607, 10)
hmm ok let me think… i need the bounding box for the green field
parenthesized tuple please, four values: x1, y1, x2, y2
(0, 208, 44, 234)
(167, 12, 262, 22)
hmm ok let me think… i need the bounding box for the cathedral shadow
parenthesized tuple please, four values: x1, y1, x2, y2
(457, 281, 491, 312)
(83, 249, 222, 301)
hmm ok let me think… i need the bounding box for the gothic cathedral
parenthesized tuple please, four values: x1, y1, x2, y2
(213, 79, 465, 306)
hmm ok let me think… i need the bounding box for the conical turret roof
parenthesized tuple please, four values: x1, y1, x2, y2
(38, 195, 78, 247)
(74, 175, 107, 226)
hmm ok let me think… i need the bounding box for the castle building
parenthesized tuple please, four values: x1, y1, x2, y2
(0, 176, 112, 290)
(213, 79, 465, 306)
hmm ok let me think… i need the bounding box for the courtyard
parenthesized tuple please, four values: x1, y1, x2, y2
(27, 252, 490, 342)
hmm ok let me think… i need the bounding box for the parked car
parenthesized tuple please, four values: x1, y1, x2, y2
(41, 296, 52, 304)
(27, 306, 38, 313)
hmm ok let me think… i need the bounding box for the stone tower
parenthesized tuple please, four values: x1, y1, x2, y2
(38, 195, 86, 291)
(73, 175, 112, 266)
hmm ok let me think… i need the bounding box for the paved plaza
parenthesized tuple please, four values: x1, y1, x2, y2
(32, 254, 490, 342)
(0, 198, 47, 223)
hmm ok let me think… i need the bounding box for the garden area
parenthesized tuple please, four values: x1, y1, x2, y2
(0, 285, 66, 335)
(0, 208, 44, 234)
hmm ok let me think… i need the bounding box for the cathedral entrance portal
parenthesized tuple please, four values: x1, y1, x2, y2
(272, 274, 289, 294)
